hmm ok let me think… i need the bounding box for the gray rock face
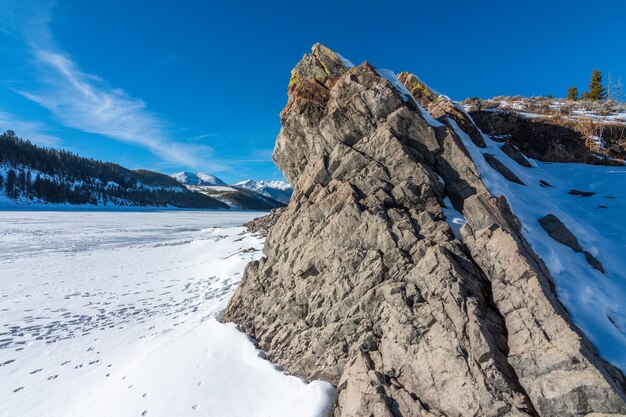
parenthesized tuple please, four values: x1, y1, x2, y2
(462, 196, 620, 415)
(223, 44, 626, 416)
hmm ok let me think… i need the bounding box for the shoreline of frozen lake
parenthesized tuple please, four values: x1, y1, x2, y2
(0, 211, 335, 417)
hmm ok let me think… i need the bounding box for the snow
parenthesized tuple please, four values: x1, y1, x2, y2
(442, 196, 466, 240)
(235, 179, 291, 192)
(590, 135, 605, 150)
(0, 211, 336, 417)
(335, 52, 354, 69)
(200, 185, 237, 193)
(171, 172, 226, 186)
(516, 112, 543, 119)
(450, 120, 626, 372)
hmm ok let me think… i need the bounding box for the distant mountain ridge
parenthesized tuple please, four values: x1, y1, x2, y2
(0, 130, 225, 209)
(235, 179, 292, 204)
(170, 173, 285, 210)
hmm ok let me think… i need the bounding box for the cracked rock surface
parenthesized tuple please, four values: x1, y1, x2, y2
(223, 44, 626, 417)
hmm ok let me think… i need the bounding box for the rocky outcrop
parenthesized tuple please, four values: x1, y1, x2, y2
(243, 208, 285, 236)
(484, 153, 526, 185)
(223, 44, 626, 416)
(569, 189, 597, 197)
(539, 214, 605, 272)
(469, 110, 625, 166)
(462, 196, 619, 415)
(501, 142, 532, 167)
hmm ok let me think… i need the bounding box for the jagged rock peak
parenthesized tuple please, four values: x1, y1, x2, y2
(224, 44, 626, 417)
(289, 43, 350, 88)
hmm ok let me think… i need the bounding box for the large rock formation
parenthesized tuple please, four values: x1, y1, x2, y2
(223, 44, 626, 416)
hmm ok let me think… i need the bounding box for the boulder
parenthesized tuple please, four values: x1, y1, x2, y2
(539, 214, 605, 272)
(569, 189, 596, 197)
(501, 142, 532, 167)
(484, 153, 526, 185)
(538, 214, 583, 252)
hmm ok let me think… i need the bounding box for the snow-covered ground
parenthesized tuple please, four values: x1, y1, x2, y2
(451, 121, 626, 372)
(0, 211, 335, 417)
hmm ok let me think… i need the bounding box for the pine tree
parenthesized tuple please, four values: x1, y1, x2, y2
(26, 170, 33, 199)
(6, 169, 17, 199)
(18, 169, 26, 195)
(567, 86, 578, 101)
(587, 69, 607, 101)
(34, 174, 43, 199)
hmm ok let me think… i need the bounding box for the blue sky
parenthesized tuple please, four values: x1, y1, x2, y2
(1, 0, 625, 183)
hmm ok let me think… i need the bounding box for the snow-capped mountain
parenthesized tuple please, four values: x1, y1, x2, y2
(171, 171, 226, 186)
(234, 180, 292, 204)
(171, 173, 284, 210)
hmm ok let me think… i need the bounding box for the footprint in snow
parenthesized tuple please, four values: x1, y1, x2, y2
(30, 369, 43, 374)
(47, 375, 59, 380)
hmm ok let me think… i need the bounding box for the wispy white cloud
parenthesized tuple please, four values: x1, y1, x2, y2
(0, 110, 62, 146)
(4, 1, 221, 170)
(17, 49, 213, 167)
(191, 133, 221, 141)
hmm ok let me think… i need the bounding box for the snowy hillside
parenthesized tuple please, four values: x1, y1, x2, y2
(422, 83, 626, 372)
(0, 132, 228, 209)
(463, 96, 626, 166)
(448, 119, 626, 372)
(235, 179, 292, 204)
(170, 172, 226, 186)
(171, 174, 285, 210)
(0, 212, 335, 417)
(185, 184, 284, 211)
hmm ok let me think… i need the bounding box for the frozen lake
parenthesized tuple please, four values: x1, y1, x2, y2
(0, 211, 334, 417)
